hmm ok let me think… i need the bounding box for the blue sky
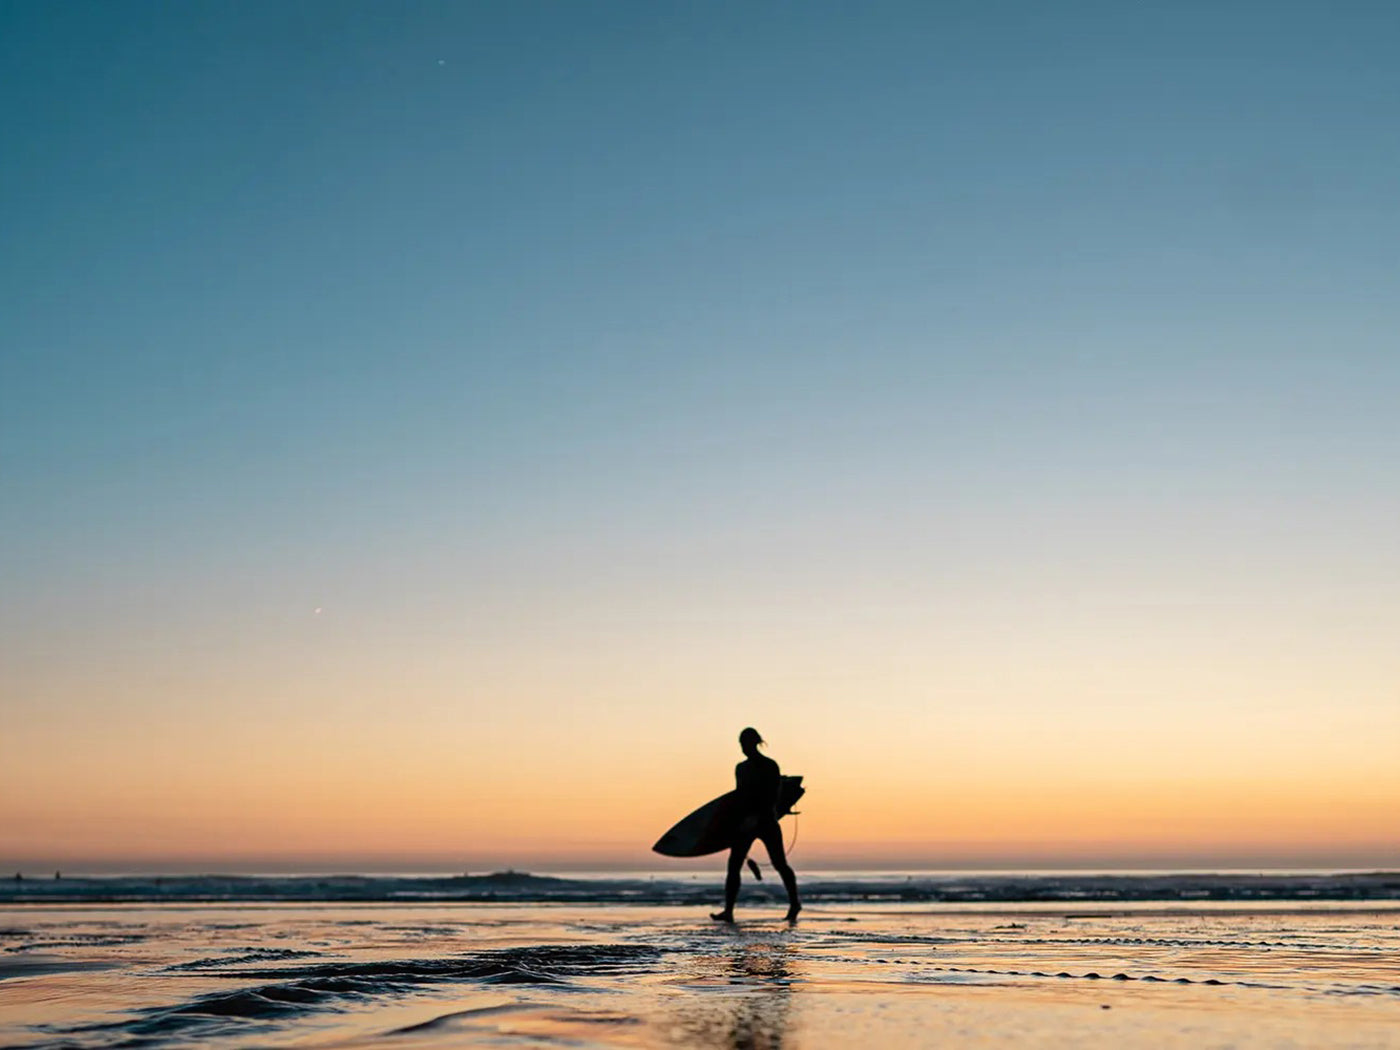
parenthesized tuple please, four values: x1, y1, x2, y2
(3, 2, 1398, 869)
(6, 1, 1397, 583)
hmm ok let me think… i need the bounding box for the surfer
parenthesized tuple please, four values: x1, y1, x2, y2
(711, 727, 801, 923)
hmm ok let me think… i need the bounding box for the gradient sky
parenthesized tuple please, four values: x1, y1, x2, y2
(3, 2, 1398, 873)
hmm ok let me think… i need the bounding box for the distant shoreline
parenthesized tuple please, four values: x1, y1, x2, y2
(4, 870, 1398, 906)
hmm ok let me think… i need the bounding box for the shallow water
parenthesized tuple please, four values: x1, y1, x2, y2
(3, 902, 1399, 1048)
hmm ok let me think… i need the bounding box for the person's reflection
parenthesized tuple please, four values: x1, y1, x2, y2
(724, 942, 793, 1050)
(673, 939, 796, 1050)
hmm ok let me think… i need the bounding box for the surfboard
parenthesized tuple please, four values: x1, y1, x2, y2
(652, 775, 804, 858)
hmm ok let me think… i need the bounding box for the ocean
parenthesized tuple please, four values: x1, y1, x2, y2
(3, 872, 1398, 1048)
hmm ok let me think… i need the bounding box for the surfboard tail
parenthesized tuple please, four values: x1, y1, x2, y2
(776, 775, 805, 818)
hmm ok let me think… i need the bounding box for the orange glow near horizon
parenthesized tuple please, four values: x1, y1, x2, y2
(6, 669, 1398, 871)
(6, 518, 1399, 874)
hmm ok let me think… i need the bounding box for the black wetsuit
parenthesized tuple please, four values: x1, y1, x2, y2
(735, 752, 782, 826)
(718, 752, 800, 919)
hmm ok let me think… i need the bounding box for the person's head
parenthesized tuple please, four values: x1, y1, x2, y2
(738, 727, 764, 755)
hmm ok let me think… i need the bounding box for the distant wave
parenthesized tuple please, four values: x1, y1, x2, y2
(3, 870, 1399, 904)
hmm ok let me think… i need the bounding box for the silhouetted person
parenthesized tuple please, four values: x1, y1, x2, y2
(712, 727, 800, 923)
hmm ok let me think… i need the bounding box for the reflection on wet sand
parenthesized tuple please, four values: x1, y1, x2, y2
(669, 936, 798, 1049)
(7, 905, 1400, 1049)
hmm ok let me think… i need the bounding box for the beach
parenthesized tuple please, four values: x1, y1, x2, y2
(4, 883, 1399, 1049)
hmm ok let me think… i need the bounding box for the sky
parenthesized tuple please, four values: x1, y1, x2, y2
(2, 1, 1398, 874)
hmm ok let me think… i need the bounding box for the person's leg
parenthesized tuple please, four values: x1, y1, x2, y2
(711, 837, 753, 921)
(759, 823, 801, 921)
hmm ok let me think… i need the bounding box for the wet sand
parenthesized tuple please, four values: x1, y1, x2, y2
(3, 902, 1398, 1048)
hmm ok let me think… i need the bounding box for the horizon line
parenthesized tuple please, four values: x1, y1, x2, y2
(9, 858, 1400, 878)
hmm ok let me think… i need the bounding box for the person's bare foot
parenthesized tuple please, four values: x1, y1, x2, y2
(784, 904, 801, 924)
(710, 910, 734, 922)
